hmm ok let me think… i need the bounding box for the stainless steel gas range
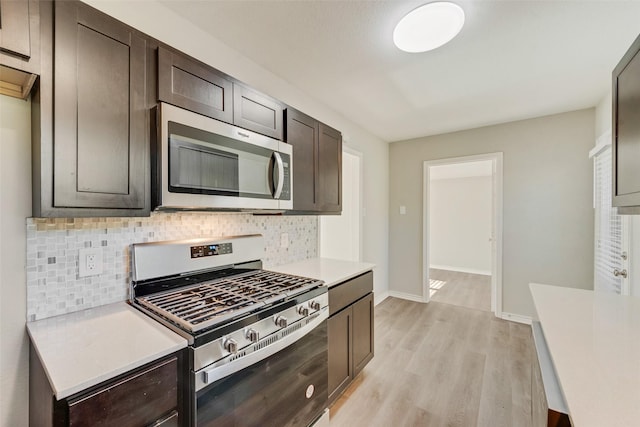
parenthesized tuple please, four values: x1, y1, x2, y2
(129, 234, 329, 427)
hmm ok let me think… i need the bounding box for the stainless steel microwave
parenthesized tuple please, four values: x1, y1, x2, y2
(153, 102, 292, 211)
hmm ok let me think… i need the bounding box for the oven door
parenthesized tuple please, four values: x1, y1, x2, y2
(194, 313, 328, 427)
(156, 102, 292, 211)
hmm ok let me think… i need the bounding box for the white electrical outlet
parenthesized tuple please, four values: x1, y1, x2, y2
(280, 233, 289, 248)
(79, 247, 103, 277)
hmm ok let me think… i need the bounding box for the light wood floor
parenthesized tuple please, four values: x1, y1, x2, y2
(429, 269, 491, 312)
(329, 296, 533, 427)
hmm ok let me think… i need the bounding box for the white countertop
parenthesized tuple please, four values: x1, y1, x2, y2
(530, 283, 640, 427)
(27, 302, 187, 399)
(270, 258, 375, 288)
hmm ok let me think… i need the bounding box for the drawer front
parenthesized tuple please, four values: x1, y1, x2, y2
(329, 271, 373, 316)
(67, 356, 178, 427)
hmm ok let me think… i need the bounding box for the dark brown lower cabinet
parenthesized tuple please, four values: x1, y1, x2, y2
(328, 306, 351, 402)
(351, 293, 374, 376)
(29, 347, 186, 427)
(327, 272, 374, 404)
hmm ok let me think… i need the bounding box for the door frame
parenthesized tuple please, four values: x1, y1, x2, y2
(422, 152, 504, 317)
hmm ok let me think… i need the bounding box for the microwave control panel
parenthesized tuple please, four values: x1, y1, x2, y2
(190, 243, 233, 259)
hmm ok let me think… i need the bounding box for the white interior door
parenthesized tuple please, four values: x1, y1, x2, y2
(593, 142, 630, 294)
(320, 149, 362, 261)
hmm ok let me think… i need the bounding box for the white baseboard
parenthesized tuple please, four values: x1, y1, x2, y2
(500, 312, 532, 325)
(430, 265, 491, 276)
(388, 291, 426, 303)
(374, 291, 389, 306)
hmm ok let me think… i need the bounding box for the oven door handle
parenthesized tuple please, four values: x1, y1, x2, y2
(201, 308, 328, 388)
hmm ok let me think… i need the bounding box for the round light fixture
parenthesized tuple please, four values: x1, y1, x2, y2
(393, 2, 465, 53)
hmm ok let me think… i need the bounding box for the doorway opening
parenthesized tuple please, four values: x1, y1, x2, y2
(423, 153, 503, 317)
(320, 147, 363, 262)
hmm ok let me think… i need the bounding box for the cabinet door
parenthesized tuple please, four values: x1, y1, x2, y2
(233, 83, 283, 140)
(328, 307, 352, 403)
(613, 34, 640, 210)
(158, 46, 233, 124)
(53, 1, 148, 213)
(352, 293, 374, 376)
(317, 123, 342, 213)
(285, 109, 318, 211)
(66, 356, 178, 427)
(0, 0, 40, 77)
(0, 0, 31, 58)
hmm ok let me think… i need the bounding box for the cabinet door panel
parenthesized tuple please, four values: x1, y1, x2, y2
(352, 293, 374, 377)
(67, 357, 178, 427)
(53, 1, 147, 210)
(0, 0, 31, 58)
(76, 24, 130, 194)
(286, 109, 318, 211)
(0, 0, 40, 84)
(318, 123, 342, 213)
(328, 307, 351, 403)
(233, 83, 283, 140)
(158, 47, 233, 123)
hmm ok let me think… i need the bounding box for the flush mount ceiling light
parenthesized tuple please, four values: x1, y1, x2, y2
(393, 2, 465, 53)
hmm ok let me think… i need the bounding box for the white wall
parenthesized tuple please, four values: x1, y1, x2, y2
(321, 150, 361, 262)
(0, 95, 31, 427)
(595, 91, 612, 138)
(389, 109, 595, 317)
(430, 176, 492, 275)
(81, 0, 390, 299)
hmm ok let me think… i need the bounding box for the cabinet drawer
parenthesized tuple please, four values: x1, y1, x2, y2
(66, 356, 178, 427)
(329, 272, 373, 316)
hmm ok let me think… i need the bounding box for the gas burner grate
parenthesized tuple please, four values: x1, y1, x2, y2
(136, 270, 322, 333)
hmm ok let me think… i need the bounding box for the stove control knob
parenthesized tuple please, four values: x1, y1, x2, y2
(275, 315, 288, 328)
(224, 338, 238, 354)
(298, 306, 310, 317)
(246, 328, 260, 343)
(308, 300, 321, 311)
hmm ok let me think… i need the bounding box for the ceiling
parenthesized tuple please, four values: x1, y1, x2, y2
(160, 0, 640, 142)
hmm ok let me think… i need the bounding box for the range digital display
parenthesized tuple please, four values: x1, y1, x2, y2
(190, 243, 233, 258)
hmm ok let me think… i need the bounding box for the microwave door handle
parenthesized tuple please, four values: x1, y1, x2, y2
(272, 152, 284, 199)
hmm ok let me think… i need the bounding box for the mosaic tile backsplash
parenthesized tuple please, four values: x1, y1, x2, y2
(26, 213, 318, 321)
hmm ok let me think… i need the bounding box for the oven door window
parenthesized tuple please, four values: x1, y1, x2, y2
(196, 321, 328, 427)
(168, 121, 277, 199)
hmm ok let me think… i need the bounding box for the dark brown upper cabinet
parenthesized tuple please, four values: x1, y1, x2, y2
(613, 32, 640, 214)
(285, 108, 342, 214)
(32, 0, 152, 217)
(158, 46, 233, 124)
(286, 109, 318, 211)
(318, 123, 342, 213)
(0, 0, 40, 98)
(233, 83, 284, 140)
